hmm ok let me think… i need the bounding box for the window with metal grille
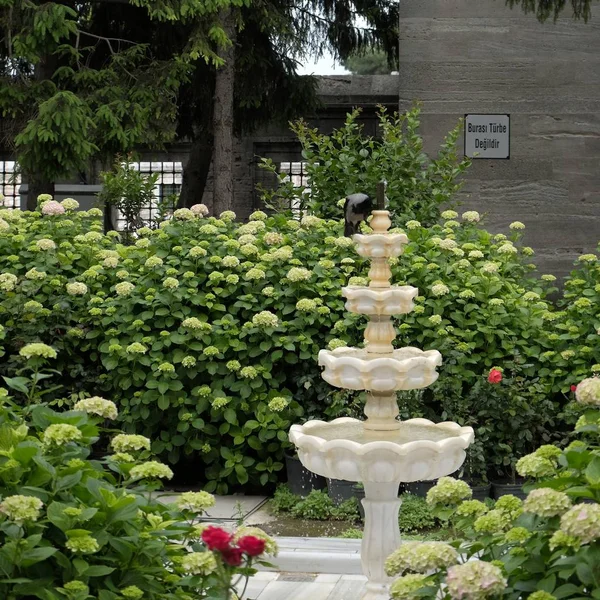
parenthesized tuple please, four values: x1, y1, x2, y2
(0, 160, 21, 209)
(111, 160, 183, 231)
(253, 143, 309, 215)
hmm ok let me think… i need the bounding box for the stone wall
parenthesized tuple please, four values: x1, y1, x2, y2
(398, 0, 600, 278)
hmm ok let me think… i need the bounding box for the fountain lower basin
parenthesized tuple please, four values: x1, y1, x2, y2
(290, 417, 474, 483)
(318, 347, 442, 392)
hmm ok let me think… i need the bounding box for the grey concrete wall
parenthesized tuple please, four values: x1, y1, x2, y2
(398, 0, 600, 278)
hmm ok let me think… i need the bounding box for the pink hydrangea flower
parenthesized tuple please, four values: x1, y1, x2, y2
(41, 201, 65, 216)
(190, 203, 209, 216)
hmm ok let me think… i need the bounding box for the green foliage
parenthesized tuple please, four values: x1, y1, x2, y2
(405, 406, 600, 600)
(288, 490, 359, 521)
(0, 0, 233, 185)
(340, 527, 363, 539)
(258, 106, 471, 227)
(99, 158, 160, 234)
(341, 49, 395, 75)
(505, 0, 593, 22)
(0, 203, 597, 490)
(398, 494, 438, 533)
(270, 484, 300, 514)
(0, 364, 266, 600)
(290, 490, 335, 520)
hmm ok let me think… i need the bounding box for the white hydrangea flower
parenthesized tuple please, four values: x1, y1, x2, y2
(0, 495, 44, 523)
(252, 311, 279, 328)
(446, 561, 507, 600)
(575, 377, 600, 406)
(0, 272, 18, 291)
(498, 243, 518, 255)
(115, 282, 135, 296)
(66, 282, 88, 296)
(41, 201, 65, 215)
(42, 424, 83, 446)
(190, 203, 209, 216)
(173, 208, 195, 220)
(264, 231, 283, 245)
(431, 283, 450, 296)
(441, 210, 458, 220)
(249, 210, 268, 221)
(523, 488, 571, 518)
(36, 238, 56, 251)
(461, 211, 480, 223)
(111, 434, 151, 452)
(405, 220, 421, 229)
(73, 397, 118, 420)
(268, 397, 289, 412)
(301, 215, 323, 227)
(60, 198, 80, 211)
(438, 238, 458, 250)
(296, 298, 317, 312)
(181, 552, 217, 575)
(560, 503, 600, 544)
(287, 267, 312, 282)
(385, 541, 458, 576)
(176, 491, 215, 513)
(426, 477, 471, 506)
(481, 262, 499, 274)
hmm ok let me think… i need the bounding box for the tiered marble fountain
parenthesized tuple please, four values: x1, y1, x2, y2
(289, 207, 474, 600)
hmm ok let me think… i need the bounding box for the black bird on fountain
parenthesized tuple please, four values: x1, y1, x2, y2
(343, 193, 373, 237)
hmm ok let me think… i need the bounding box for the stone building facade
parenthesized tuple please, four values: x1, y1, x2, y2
(397, 0, 600, 277)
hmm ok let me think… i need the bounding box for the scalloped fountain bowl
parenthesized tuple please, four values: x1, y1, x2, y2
(353, 233, 409, 258)
(318, 347, 442, 392)
(342, 285, 418, 316)
(290, 417, 474, 483)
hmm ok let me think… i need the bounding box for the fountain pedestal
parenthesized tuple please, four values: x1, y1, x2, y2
(361, 482, 402, 600)
(289, 208, 474, 598)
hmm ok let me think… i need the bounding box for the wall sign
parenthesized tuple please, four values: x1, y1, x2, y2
(464, 114, 510, 159)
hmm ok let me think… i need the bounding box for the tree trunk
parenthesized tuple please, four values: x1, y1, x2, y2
(178, 136, 214, 209)
(212, 8, 236, 216)
(26, 177, 55, 210)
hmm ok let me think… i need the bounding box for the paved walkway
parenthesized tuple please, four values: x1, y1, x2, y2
(241, 572, 367, 600)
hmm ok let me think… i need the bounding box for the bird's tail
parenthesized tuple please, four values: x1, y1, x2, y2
(344, 221, 356, 237)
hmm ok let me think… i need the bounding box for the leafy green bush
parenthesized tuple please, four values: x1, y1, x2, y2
(258, 105, 471, 226)
(398, 494, 438, 533)
(386, 376, 600, 600)
(270, 484, 300, 514)
(0, 346, 273, 600)
(290, 490, 336, 520)
(340, 527, 363, 539)
(0, 202, 591, 489)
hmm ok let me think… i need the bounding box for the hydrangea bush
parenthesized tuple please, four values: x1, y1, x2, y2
(0, 351, 274, 600)
(0, 203, 594, 489)
(385, 377, 600, 600)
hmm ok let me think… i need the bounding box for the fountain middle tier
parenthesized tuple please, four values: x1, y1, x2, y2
(318, 346, 442, 392)
(342, 285, 418, 316)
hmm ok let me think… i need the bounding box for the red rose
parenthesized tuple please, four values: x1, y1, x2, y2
(571, 385, 577, 392)
(222, 547, 243, 566)
(487, 369, 502, 384)
(237, 535, 266, 557)
(201, 526, 233, 551)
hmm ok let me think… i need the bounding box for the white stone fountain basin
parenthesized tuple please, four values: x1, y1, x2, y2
(318, 347, 442, 392)
(290, 417, 474, 483)
(342, 285, 418, 316)
(353, 233, 409, 258)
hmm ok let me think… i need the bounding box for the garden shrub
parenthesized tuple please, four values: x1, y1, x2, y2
(398, 494, 437, 533)
(258, 105, 471, 226)
(0, 203, 594, 490)
(0, 345, 274, 600)
(385, 376, 600, 600)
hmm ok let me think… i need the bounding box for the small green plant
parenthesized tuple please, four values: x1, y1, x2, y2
(291, 490, 336, 520)
(340, 527, 363, 539)
(331, 497, 360, 521)
(98, 156, 159, 234)
(398, 494, 438, 533)
(270, 484, 300, 514)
